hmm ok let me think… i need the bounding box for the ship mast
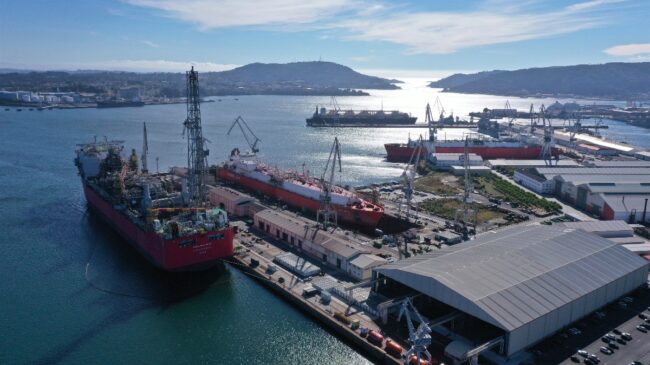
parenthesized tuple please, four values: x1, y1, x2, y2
(141, 122, 148, 174)
(183, 66, 209, 206)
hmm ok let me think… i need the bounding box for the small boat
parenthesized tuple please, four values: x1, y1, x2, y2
(234, 98, 239, 101)
(16, 108, 22, 112)
(4, 108, 9, 111)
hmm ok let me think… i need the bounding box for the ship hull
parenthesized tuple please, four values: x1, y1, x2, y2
(306, 116, 417, 126)
(82, 182, 234, 271)
(384, 143, 557, 162)
(217, 168, 383, 229)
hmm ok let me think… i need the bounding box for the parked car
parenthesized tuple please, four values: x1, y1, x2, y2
(601, 336, 610, 343)
(621, 332, 633, 340)
(612, 329, 622, 335)
(636, 325, 647, 333)
(570, 355, 580, 363)
(577, 350, 589, 358)
(604, 333, 616, 340)
(607, 342, 619, 350)
(639, 313, 647, 320)
(588, 354, 600, 363)
(599, 347, 613, 355)
(616, 337, 627, 345)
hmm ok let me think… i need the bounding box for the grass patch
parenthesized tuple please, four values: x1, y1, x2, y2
(419, 198, 505, 224)
(474, 173, 562, 215)
(414, 171, 463, 196)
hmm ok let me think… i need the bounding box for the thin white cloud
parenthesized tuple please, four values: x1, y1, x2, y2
(87, 59, 238, 72)
(124, 0, 622, 55)
(566, 0, 625, 12)
(335, 2, 614, 54)
(604, 43, 650, 57)
(0, 59, 238, 72)
(125, 0, 362, 29)
(141, 40, 160, 48)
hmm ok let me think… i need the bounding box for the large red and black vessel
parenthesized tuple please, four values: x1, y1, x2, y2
(75, 67, 234, 271)
(217, 150, 383, 229)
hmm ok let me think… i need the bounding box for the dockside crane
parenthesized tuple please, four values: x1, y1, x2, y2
(318, 137, 342, 229)
(456, 136, 477, 239)
(529, 104, 536, 133)
(505, 100, 515, 132)
(538, 105, 557, 166)
(399, 135, 424, 222)
(398, 297, 432, 365)
(425, 103, 437, 154)
(227, 116, 261, 154)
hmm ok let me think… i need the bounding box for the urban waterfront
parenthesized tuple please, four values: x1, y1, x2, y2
(1, 78, 648, 364)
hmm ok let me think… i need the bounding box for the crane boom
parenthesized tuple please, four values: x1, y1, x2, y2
(317, 137, 342, 228)
(227, 116, 261, 154)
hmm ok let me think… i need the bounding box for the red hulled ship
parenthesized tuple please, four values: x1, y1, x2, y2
(217, 150, 383, 229)
(75, 67, 234, 271)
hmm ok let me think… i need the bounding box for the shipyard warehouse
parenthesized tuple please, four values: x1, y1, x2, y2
(372, 225, 649, 361)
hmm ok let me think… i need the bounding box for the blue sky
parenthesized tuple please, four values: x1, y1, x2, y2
(1, 0, 649, 77)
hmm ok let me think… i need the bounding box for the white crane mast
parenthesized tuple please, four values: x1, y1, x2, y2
(398, 298, 432, 365)
(318, 137, 342, 228)
(227, 116, 261, 154)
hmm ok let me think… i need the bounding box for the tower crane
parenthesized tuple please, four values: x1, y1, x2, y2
(227, 116, 261, 154)
(318, 137, 342, 229)
(398, 297, 432, 365)
(399, 135, 424, 222)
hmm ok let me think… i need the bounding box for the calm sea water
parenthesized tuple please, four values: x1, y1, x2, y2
(0, 78, 647, 364)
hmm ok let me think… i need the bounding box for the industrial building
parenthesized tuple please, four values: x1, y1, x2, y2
(253, 209, 383, 280)
(429, 153, 483, 169)
(348, 254, 387, 281)
(208, 185, 257, 217)
(373, 225, 649, 358)
(486, 159, 579, 169)
(513, 169, 555, 194)
(511, 167, 650, 222)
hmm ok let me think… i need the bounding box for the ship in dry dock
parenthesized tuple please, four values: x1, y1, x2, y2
(75, 67, 234, 271)
(216, 121, 384, 229)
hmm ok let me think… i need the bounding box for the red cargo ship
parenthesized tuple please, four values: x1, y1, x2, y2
(76, 140, 234, 271)
(385, 138, 557, 162)
(75, 67, 234, 271)
(217, 150, 383, 229)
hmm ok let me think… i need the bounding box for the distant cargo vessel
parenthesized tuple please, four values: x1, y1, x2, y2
(97, 100, 145, 108)
(217, 150, 384, 229)
(385, 138, 553, 162)
(306, 106, 416, 126)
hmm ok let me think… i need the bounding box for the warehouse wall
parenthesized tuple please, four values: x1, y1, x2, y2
(507, 264, 649, 355)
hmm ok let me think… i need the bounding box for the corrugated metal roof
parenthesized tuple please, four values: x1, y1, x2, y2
(375, 225, 649, 332)
(561, 220, 633, 234)
(537, 167, 650, 176)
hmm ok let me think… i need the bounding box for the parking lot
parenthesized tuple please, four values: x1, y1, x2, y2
(530, 284, 650, 365)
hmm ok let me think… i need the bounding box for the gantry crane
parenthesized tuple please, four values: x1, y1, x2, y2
(398, 297, 432, 365)
(227, 116, 261, 154)
(318, 137, 342, 228)
(399, 135, 424, 222)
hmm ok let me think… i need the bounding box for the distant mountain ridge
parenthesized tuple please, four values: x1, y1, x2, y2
(429, 62, 650, 100)
(203, 61, 399, 89)
(0, 61, 399, 96)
